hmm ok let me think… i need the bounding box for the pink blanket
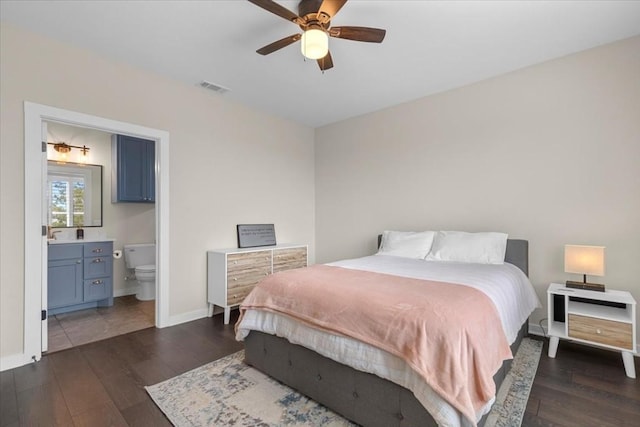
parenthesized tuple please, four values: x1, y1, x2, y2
(238, 264, 512, 424)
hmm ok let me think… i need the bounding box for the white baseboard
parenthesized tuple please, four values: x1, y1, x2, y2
(167, 307, 209, 327)
(0, 352, 34, 372)
(113, 286, 138, 297)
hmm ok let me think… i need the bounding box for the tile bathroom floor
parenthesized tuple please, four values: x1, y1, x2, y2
(47, 295, 155, 353)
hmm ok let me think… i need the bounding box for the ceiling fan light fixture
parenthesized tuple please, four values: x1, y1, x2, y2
(300, 28, 328, 60)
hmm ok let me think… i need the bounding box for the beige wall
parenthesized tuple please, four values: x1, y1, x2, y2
(46, 122, 156, 295)
(315, 37, 640, 341)
(0, 24, 315, 359)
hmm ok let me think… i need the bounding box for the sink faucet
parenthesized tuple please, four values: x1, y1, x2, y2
(48, 226, 62, 240)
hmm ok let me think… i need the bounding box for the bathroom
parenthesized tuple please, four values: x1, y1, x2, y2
(46, 121, 157, 352)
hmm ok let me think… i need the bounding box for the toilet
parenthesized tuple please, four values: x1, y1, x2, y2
(123, 243, 156, 301)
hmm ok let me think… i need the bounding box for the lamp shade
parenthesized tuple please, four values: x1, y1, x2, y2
(564, 245, 605, 276)
(300, 28, 328, 60)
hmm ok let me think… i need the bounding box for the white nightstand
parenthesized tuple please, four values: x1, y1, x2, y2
(547, 283, 637, 378)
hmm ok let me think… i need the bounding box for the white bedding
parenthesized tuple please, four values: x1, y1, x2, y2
(236, 256, 541, 427)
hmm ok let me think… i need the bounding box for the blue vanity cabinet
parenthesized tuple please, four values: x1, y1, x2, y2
(48, 241, 114, 315)
(111, 134, 155, 203)
(48, 244, 83, 309)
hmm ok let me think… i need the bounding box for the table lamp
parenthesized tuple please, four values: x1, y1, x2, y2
(564, 245, 605, 291)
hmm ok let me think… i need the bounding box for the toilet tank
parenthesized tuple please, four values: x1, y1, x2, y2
(123, 243, 156, 268)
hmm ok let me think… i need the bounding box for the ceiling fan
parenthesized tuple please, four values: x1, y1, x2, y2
(248, 0, 386, 71)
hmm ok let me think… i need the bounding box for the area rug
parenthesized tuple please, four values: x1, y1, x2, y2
(146, 338, 542, 427)
(483, 337, 542, 427)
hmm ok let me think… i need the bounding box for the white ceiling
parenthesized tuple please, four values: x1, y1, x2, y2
(2, 1, 639, 127)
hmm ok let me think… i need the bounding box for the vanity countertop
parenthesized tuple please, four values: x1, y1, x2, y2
(48, 238, 116, 245)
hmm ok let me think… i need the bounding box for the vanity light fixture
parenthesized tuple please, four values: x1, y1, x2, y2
(47, 142, 90, 162)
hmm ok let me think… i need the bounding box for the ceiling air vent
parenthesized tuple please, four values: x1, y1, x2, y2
(199, 80, 230, 94)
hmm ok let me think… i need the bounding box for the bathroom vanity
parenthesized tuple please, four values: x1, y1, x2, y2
(48, 240, 114, 315)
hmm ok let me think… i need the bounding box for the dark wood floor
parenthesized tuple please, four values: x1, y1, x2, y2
(2, 312, 638, 426)
(524, 338, 640, 427)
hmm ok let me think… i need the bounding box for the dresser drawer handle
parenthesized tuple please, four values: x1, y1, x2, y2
(233, 278, 238, 281)
(596, 329, 602, 334)
(92, 258, 103, 263)
(92, 248, 103, 253)
(92, 280, 103, 285)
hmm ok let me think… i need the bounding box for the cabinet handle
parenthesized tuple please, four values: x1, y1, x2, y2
(92, 248, 103, 253)
(76, 260, 82, 264)
(92, 258, 103, 263)
(596, 329, 602, 334)
(233, 261, 238, 264)
(92, 280, 103, 285)
(233, 278, 238, 281)
(265, 256, 269, 260)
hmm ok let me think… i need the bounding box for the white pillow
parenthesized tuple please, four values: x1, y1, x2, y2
(425, 231, 508, 264)
(377, 230, 436, 259)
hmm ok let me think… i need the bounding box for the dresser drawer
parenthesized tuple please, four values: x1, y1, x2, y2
(227, 267, 271, 288)
(568, 314, 633, 350)
(273, 247, 307, 272)
(227, 251, 271, 272)
(226, 285, 253, 306)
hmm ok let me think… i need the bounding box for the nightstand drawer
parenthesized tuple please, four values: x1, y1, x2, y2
(568, 314, 633, 350)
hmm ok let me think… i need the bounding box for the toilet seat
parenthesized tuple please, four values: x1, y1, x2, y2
(136, 264, 155, 273)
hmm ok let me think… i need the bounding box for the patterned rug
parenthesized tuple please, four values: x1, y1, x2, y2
(146, 338, 542, 427)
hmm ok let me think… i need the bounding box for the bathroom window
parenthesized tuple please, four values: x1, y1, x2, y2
(47, 161, 102, 228)
(47, 170, 90, 227)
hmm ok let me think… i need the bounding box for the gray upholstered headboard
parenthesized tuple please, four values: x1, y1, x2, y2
(504, 239, 529, 276)
(376, 235, 529, 277)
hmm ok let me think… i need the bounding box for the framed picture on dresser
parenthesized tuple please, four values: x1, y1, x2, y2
(237, 224, 277, 248)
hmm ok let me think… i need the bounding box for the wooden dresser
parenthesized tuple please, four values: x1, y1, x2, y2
(207, 244, 307, 324)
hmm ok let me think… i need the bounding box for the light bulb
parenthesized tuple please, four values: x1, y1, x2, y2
(301, 29, 328, 60)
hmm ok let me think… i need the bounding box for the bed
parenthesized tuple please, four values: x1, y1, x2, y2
(236, 234, 539, 427)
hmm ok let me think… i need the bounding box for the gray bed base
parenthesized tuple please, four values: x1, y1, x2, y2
(244, 239, 530, 427)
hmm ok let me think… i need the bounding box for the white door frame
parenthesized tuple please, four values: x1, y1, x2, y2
(24, 102, 170, 363)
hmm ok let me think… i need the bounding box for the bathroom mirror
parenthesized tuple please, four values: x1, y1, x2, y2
(47, 161, 103, 227)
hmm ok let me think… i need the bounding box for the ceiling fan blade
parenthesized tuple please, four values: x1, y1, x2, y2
(248, 0, 302, 24)
(317, 51, 334, 71)
(329, 26, 386, 43)
(257, 34, 302, 55)
(317, 0, 348, 23)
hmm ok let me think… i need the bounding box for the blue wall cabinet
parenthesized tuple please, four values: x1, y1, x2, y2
(112, 135, 155, 203)
(48, 241, 114, 315)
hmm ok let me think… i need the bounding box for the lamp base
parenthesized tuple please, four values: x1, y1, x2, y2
(565, 280, 605, 292)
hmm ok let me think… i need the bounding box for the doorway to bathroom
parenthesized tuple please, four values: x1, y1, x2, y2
(44, 121, 157, 352)
(23, 102, 170, 365)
